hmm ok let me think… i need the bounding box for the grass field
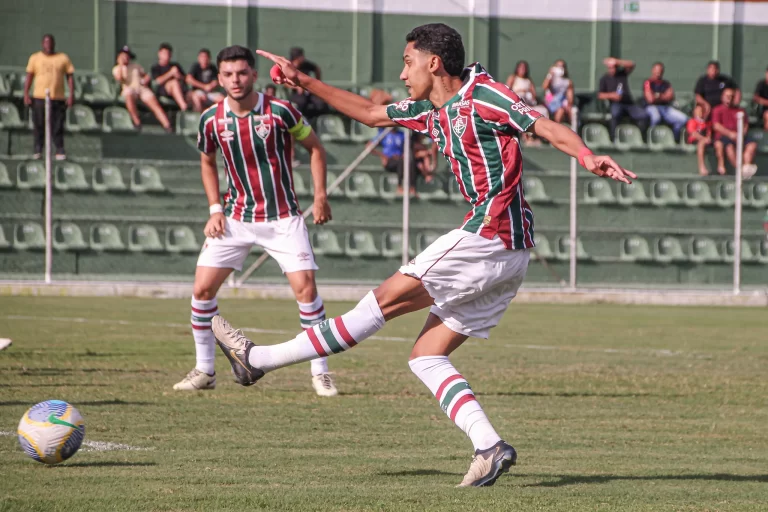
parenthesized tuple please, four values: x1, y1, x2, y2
(1, 296, 767, 511)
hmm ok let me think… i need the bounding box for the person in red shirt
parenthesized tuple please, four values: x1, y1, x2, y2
(711, 88, 758, 176)
(685, 104, 712, 176)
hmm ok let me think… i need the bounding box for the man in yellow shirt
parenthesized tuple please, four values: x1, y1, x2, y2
(23, 34, 75, 160)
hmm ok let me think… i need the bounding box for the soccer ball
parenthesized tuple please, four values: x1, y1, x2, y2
(17, 400, 86, 464)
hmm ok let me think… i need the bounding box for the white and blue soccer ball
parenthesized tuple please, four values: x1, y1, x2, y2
(17, 400, 86, 464)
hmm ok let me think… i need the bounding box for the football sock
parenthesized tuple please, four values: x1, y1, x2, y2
(248, 291, 385, 372)
(297, 296, 329, 376)
(409, 356, 502, 451)
(191, 297, 218, 375)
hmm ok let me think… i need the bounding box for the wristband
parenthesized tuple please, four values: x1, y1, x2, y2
(209, 204, 224, 215)
(578, 147, 594, 168)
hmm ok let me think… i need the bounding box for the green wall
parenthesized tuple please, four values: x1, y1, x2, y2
(1, 1, 766, 94)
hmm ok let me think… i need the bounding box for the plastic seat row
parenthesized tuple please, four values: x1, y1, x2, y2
(8, 161, 165, 192)
(583, 178, 768, 208)
(4, 222, 200, 253)
(0, 70, 115, 104)
(620, 235, 768, 264)
(315, 115, 380, 143)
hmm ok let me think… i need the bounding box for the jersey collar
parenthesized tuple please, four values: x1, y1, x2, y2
(224, 92, 264, 118)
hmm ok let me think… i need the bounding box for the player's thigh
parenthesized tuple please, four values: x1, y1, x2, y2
(193, 266, 233, 300)
(196, 218, 253, 275)
(373, 272, 434, 321)
(255, 216, 318, 274)
(409, 313, 469, 360)
(284, 269, 318, 303)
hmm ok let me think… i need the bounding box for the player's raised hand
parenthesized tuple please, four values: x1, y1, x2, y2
(312, 197, 332, 225)
(583, 154, 637, 184)
(256, 50, 303, 88)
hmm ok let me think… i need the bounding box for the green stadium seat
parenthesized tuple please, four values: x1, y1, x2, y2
(311, 230, 343, 256)
(316, 115, 348, 142)
(16, 161, 46, 189)
(614, 124, 646, 152)
(722, 239, 756, 264)
(350, 121, 379, 143)
(0, 161, 12, 188)
(65, 104, 98, 132)
(653, 236, 687, 263)
(102, 106, 136, 133)
(7, 73, 25, 99)
(746, 182, 768, 208)
(90, 223, 125, 251)
(617, 182, 650, 206)
(0, 225, 10, 249)
(379, 173, 400, 200)
(678, 127, 698, 154)
(620, 235, 653, 262)
(344, 230, 380, 258)
(648, 125, 678, 152)
(0, 75, 10, 98)
(130, 165, 165, 193)
(650, 180, 682, 206)
(577, 92, 610, 122)
(165, 225, 200, 253)
(92, 164, 127, 192)
(311, 171, 343, 197)
(715, 182, 736, 208)
(381, 230, 413, 259)
(53, 222, 87, 251)
(13, 222, 45, 250)
(176, 111, 201, 137)
(417, 231, 442, 254)
(531, 235, 554, 260)
(682, 181, 714, 207)
(555, 236, 591, 261)
(746, 128, 767, 154)
(291, 172, 310, 197)
(345, 173, 378, 199)
(673, 91, 695, 116)
(128, 224, 164, 252)
(582, 123, 612, 150)
(689, 236, 721, 263)
(0, 101, 24, 129)
(523, 176, 551, 203)
(584, 179, 617, 205)
(79, 73, 115, 104)
(756, 240, 768, 264)
(416, 175, 449, 201)
(54, 162, 89, 191)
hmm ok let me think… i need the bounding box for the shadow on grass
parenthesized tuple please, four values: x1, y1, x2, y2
(519, 473, 768, 487)
(479, 391, 684, 398)
(52, 461, 157, 468)
(378, 469, 463, 477)
(0, 399, 154, 407)
(0, 383, 108, 388)
(11, 368, 163, 375)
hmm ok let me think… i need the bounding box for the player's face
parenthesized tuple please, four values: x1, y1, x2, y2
(400, 42, 435, 101)
(218, 60, 256, 101)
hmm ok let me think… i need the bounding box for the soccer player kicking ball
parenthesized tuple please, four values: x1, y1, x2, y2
(173, 45, 339, 397)
(213, 25, 636, 486)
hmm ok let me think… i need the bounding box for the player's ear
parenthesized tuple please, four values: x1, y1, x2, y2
(429, 55, 441, 74)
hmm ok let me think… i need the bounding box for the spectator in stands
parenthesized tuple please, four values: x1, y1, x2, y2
(598, 57, 649, 140)
(643, 62, 688, 141)
(288, 47, 327, 122)
(506, 60, 549, 145)
(369, 127, 418, 196)
(712, 88, 758, 177)
(151, 43, 188, 111)
(685, 105, 712, 176)
(542, 59, 574, 124)
(185, 48, 224, 112)
(23, 34, 74, 160)
(753, 66, 768, 131)
(112, 46, 172, 132)
(694, 61, 737, 118)
(263, 84, 277, 97)
(412, 132, 438, 183)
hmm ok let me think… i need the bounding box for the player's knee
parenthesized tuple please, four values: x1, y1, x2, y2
(193, 285, 216, 301)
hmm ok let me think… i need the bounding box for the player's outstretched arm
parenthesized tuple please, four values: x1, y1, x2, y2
(256, 50, 395, 128)
(298, 131, 332, 225)
(531, 117, 637, 183)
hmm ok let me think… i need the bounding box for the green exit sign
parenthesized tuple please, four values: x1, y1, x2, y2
(624, 1, 640, 12)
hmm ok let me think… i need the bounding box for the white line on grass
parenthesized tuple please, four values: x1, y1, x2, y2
(0, 431, 152, 452)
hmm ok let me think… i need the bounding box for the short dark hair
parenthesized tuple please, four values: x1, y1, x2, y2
(43, 34, 54, 41)
(708, 60, 720, 68)
(405, 23, 465, 77)
(289, 47, 304, 61)
(216, 45, 255, 69)
(159, 42, 173, 52)
(653, 61, 664, 69)
(199, 48, 211, 57)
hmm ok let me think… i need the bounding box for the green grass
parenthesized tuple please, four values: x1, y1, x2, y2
(1, 296, 767, 511)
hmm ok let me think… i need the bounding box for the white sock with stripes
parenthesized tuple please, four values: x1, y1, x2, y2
(248, 291, 385, 372)
(297, 296, 329, 376)
(409, 356, 501, 451)
(191, 297, 218, 375)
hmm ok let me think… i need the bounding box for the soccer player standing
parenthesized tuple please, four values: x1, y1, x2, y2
(173, 46, 338, 397)
(213, 26, 636, 485)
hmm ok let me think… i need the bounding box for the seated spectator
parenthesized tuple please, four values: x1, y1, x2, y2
(712, 88, 758, 177)
(643, 62, 688, 141)
(598, 57, 649, 140)
(288, 47, 327, 122)
(151, 43, 188, 111)
(685, 105, 712, 176)
(753, 67, 768, 131)
(369, 127, 417, 196)
(185, 48, 224, 112)
(506, 60, 549, 145)
(412, 132, 438, 183)
(112, 46, 172, 132)
(263, 84, 277, 97)
(694, 61, 737, 118)
(542, 59, 574, 124)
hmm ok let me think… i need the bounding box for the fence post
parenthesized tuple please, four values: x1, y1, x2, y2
(569, 106, 580, 290)
(44, 89, 53, 284)
(733, 111, 744, 294)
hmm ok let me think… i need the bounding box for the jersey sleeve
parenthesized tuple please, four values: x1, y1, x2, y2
(472, 82, 541, 133)
(273, 100, 312, 141)
(197, 110, 217, 153)
(385, 99, 433, 133)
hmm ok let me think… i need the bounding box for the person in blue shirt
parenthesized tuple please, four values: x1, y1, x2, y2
(369, 127, 416, 195)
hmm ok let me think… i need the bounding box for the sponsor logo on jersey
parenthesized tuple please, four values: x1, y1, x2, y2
(218, 118, 232, 125)
(220, 129, 235, 142)
(252, 115, 271, 123)
(297, 252, 310, 261)
(483, 215, 492, 226)
(395, 99, 414, 112)
(451, 99, 471, 110)
(509, 101, 533, 114)
(431, 127, 440, 138)
(452, 115, 468, 137)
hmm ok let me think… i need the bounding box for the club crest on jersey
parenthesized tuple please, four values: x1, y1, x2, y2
(452, 115, 468, 137)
